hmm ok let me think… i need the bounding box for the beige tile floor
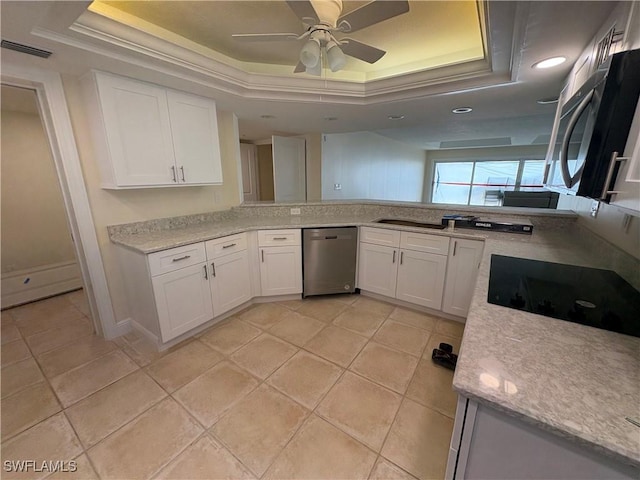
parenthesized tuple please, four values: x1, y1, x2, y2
(1, 290, 464, 480)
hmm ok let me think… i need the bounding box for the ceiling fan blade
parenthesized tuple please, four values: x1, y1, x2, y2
(294, 61, 306, 73)
(232, 33, 300, 42)
(340, 38, 386, 64)
(338, 0, 409, 33)
(285, 0, 318, 24)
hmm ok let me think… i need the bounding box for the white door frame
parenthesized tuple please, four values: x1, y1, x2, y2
(2, 61, 121, 339)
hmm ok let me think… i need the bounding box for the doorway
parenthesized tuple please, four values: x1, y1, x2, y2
(2, 63, 119, 339)
(1, 85, 88, 310)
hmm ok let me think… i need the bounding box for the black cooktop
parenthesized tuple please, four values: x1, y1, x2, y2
(487, 255, 640, 338)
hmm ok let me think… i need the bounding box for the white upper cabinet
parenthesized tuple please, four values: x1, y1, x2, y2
(167, 90, 222, 185)
(84, 71, 223, 188)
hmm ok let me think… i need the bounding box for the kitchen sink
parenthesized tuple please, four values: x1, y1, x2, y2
(374, 218, 447, 230)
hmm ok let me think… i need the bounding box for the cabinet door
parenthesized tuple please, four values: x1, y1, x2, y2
(95, 73, 175, 186)
(396, 249, 447, 309)
(357, 242, 398, 297)
(210, 250, 252, 316)
(442, 239, 484, 317)
(152, 262, 213, 342)
(167, 90, 223, 185)
(259, 246, 302, 296)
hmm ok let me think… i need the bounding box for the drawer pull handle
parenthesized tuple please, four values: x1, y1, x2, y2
(222, 243, 237, 249)
(273, 237, 288, 240)
(170, 166, 177, 183)
(180, 165, 185, 182)
(392, 250, 396, 263)
(203, 264, 208, 280)
(261, 249, 264, 262)
(211, 262, 216, 277)
(172, 255, 191, 262)
(453, 241, 458, 256)
(400, 251, 404, 265)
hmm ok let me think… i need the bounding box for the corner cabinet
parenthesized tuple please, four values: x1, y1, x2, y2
(442, 239, 484, 317)
(258, 229, 302, 296)
(82, 71, 223, 189)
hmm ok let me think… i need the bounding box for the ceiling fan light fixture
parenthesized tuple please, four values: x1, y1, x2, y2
(300, 38, 321, 68)
(305, 58, 322, 76)
(326, 40, 346, 72)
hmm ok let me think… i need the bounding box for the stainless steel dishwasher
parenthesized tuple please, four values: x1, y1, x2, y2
(303, 227, 358, 297)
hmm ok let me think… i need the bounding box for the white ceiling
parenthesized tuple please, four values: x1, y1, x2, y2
(0, 1, 618, 149)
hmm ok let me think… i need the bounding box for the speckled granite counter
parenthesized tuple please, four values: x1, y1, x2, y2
(107, 202, 640, 467)
(453, 231, 640, 469)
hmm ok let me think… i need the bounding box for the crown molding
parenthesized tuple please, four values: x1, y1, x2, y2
(30, 1, 517, 106)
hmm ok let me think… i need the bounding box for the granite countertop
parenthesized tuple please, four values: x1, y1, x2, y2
(453, 232, 640, 468)
(108, 208, 639, 467)
(108, 213, 535, 254)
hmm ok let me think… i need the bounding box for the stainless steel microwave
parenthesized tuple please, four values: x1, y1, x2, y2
(545, 48, 640, 202)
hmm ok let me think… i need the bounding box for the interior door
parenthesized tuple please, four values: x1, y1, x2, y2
(272, 135, 306, 202)
(240, 143, 259, 202)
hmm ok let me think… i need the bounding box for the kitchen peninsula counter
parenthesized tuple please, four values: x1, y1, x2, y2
(107, 201, 639, 469)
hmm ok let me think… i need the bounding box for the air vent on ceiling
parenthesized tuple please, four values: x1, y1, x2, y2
(1, 40, 52, 58)
(439, 137, 512, 149)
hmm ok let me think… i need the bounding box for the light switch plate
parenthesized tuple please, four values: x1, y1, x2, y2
(334, 183, 342, 190)
(590, 200, 599, 217)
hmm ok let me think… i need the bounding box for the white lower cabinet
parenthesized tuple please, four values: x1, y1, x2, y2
(358, 227, 482, 316)
(152, 261, 213, 342)
(258, 229, 302, 296)
(358, 227, 449, 310)
(119, 233, 253, 345)
(205, 233, 252, 317)
(442, 239, 484, 317)
(357, 242, 398, 297)
(396, 248, 448, 309)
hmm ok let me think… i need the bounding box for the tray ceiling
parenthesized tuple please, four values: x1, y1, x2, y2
(96, 0, 486, 81)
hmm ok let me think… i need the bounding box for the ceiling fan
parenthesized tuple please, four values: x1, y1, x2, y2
(231, 0, 410, 75)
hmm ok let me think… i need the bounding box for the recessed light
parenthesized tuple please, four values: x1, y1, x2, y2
(532, 56, 567, 69)
(260, 114, 275, 119)
(536, 98, 559, 105)
(452, 107, 473, 114)
(324, 116, 338, 121)
(388, 115, 405, 120)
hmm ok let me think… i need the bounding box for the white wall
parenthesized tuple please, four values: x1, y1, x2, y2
(322, 131, 426, 202)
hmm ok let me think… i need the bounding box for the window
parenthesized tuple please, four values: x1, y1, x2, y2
(432, 159, 546, 205)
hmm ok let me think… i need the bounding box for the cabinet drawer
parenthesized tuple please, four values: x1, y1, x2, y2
(400, 231, 450, 255)
(148, 243, 206, 276)
(205, 233, 247, 259)
(359, 227, 401, 247)
(258, 229, 300, 247)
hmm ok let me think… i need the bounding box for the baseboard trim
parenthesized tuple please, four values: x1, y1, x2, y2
(1, 261, 82, 309)
(359, 290, 466, 323)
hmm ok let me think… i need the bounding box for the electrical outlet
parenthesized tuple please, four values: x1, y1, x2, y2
(334, 183, 342, 190)
(290, 207, 301, 215)
(590, 200, 599, 218)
